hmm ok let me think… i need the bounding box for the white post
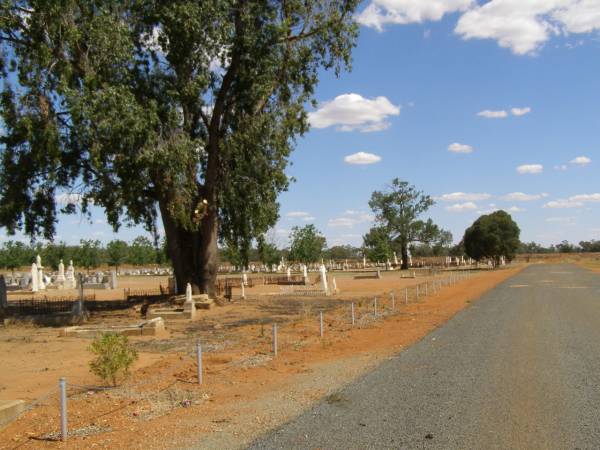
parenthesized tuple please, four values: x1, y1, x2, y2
(272, 324, 278, 357)
(240, 280, 246, 300)
(60, 377, 67, 442)
(196, 340, 203, 385)
(320, 312, 324, 337)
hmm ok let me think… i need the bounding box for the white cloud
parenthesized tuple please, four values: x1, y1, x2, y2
(448, 142, 474, 153)
(569, 193, 600, 202)
(516, 164, 544, 174)
(359, 1, 600, 55)
(501, 192, 548, 201)
(553, 1, 600, 34)
(328, 211, 374, 228)
(554, 164, 569, 171)
(570, 156, 592, 166)
(511, 107, 532, 116)
(543, 199, 584, 209)
(455, 0, 600, 55)
(446, 201, 478, 212)
(507, 206, 526, 212)
(308, 93, 400, 132)
(344, 152, 382, 165)
(477, 109, 508, 119)
(437, 192, 492, 202)
(546, 217, 576, 224)
(286, 211, 312, 218)
(357, 0, 474, 31)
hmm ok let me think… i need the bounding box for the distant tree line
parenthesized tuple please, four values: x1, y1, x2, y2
(518, 240, 600, 254)
(0, 237, 168, 273)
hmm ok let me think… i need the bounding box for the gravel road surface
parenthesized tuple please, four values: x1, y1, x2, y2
(248, 264, 600, 449)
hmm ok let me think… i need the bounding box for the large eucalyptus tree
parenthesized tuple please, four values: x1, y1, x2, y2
(0, 1, 359, 294)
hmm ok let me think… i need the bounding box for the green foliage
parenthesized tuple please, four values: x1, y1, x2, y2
(76, 239, 102, 272)
(89, 333, 138, 387)
(106, 240, 129, 270)
(128, 236, 155, 266)
(463, 211, 521, 263)
(288, 225, 326, 263)
(578, 240, 600, 252)
(324, 245, 362, 260)
(42, 241, 69, 270)
(257, 236, 280, 267)
(0, 241, 33, 272)
(362, 227, 393, 262)
(0, 0, 360, 293)
(367, 179, 449, 268)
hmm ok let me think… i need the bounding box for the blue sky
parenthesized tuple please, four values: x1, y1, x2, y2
(3, 0, 600, 248)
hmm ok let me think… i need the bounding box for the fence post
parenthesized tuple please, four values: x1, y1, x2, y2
(59, 377, 67, 442)
(196, 339, 203, 385)
(272, 324, 278, 357)
(351, 302, 355, 325)
(319, 311, 324, 337)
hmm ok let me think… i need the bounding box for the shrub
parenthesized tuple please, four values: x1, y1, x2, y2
(89, 333, 138, 386)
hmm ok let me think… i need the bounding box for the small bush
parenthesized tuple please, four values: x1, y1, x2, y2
(89, 333, 138, 386)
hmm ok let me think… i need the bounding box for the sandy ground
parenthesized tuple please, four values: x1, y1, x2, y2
(0, 266, 520, 449)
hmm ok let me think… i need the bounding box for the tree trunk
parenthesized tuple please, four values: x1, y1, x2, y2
(159, 201, 219, 296)
(401, 242, 409, 271)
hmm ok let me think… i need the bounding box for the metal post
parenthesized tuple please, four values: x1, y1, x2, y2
(272, 324, 278, 357)
(59, 377, 67, 442)
(320, 311, 324, 337)
(351, 302, 355, 325)
(196, 339, 203, 385)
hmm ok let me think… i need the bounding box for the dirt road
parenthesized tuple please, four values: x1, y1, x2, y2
(249, 264, 600, 449)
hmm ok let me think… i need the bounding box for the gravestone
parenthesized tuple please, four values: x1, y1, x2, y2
(0, 275, 7, 309)
(31, 263, 39, 292)
(57, 259, 66, 286)
(319, 264, 329, 295)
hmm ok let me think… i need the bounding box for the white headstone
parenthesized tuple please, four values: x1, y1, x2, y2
(286, 267, 291, 281)
(185, 282, 193, 303)
(393, 252, 399, 266)
(31, 263, 39, 292)
(36, 254, 42, 268)
(319, 264, 329, 295)
(332, 277, 337, 294)
(302, 264, 308, 279)
(38, 267, 45, 290)
(363, 256, 366, 268)
(57, 259, 66, 284)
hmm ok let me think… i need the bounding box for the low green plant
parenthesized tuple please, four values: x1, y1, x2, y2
(89, 333, 138, 386)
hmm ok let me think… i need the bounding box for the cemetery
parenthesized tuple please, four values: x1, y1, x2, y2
(0, 256, 521, 448)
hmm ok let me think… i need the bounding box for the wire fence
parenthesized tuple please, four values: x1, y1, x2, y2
(5, 269, 478, 446)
